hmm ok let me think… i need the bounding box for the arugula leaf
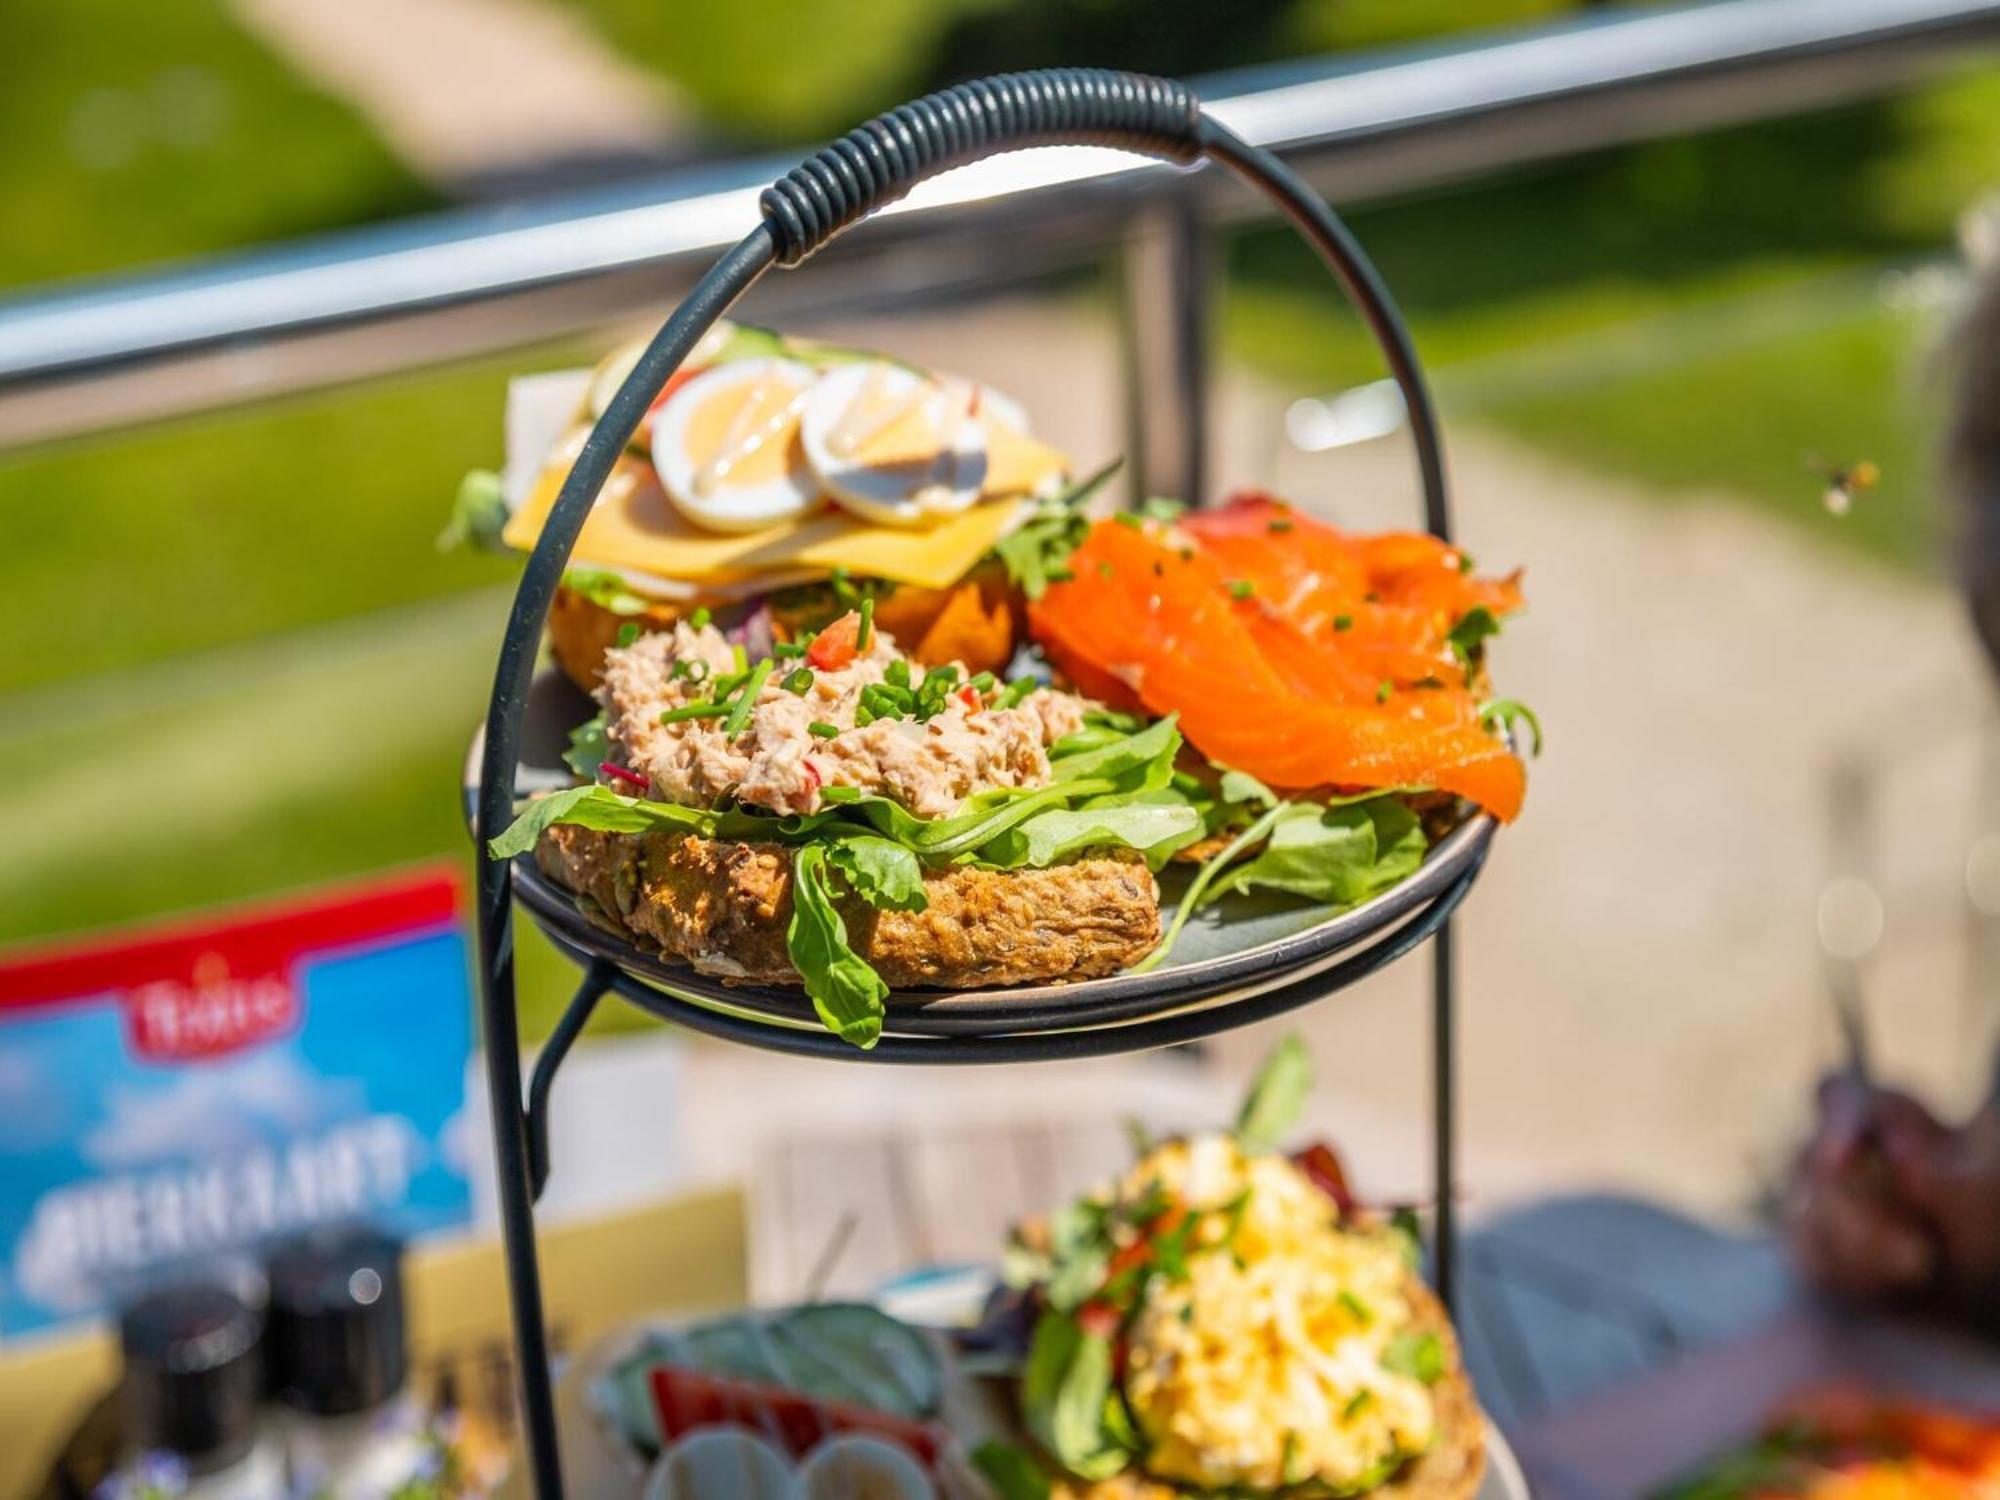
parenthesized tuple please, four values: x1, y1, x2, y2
(1022, 1313, 1131, 1481)
(562, 568, 652, 616)
(1382, 1330, 1447, 1384)
(993, 458, 1123, 600)
(786, 845, 889, 1049)
(826, 835, 927, 912)
(1479, 697, 1544, 756)
(488, 785, 714, 859)
(1048, 714, 1180, 794)
(437, 469, 510, 553)
(1208, 798, 1426, 908)
(978, 803, 1200, 873)
(1218, 767, 1281, 810)
(561, 713, 610, 779)
(971, 1443, 1053, 1500)
(1447, 605, 1502, 673)
(1132, 799, 1293, 975)
(1235, 1034, 1312, 1153)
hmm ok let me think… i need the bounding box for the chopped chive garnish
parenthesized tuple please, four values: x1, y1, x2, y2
(670, 658, 712, 684)
(1096, 560, 1115, 579)
(782, 667, 814, 695)
(659, 701, 726, 723)
(808, 720, 841, 739)
(1228, 580, 1254, 600)
(996, 677, 1037, 709)
(1456, 552, 1476, 574)
(724, 661, 774, 735)
(773, 641, 806, 658)
(1178, 546, 1195, 562)
(615, 622, 642, 647)
(857, 596, 875, 652)
(1375, 681, 1393, 704)
(731, 643, 748, 673)
(968, 671, 996, 693)
(1333, 615, 1353, 632)
(1268, 518, 1295, 534)
(690, 606, 712, 629)
(821, 785, 861, 803)
(1344, 1389, 1376, 1420)
(830, 566, 859, 607)
(1046, 566, 1074, 584)
(1113, 511, 1144, 529)
(885, 659, 911, 688)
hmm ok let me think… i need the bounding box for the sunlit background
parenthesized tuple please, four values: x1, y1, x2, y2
(5, 0, 2000, 1471)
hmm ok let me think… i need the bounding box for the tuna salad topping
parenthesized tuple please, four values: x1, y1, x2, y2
(598, 611, 1089, 818)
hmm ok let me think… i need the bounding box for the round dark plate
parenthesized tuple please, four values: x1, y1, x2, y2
(465, 670, 1496, 1038)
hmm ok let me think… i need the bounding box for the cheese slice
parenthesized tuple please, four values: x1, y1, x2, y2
(502, 408, 1065, 592)
(501, 448, 1036, 592)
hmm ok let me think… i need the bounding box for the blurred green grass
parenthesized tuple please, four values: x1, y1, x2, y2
(0, 0, 433, 292)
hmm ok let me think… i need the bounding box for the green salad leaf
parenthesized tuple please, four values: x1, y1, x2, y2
(971, 1443, 1053, 1500)
(438, 469, 510, 553)
(1479, 697, 1544, 756)
(1048, 713, 1179, 795)
(1022, 1312, 1132, 1481)
(786, 845, 890, 1049)
(826, 835, 926, 912)
(562, 568, 653, 616)
(1235, 1034, 1313, 1154)
(1209, 798, 1426, 907)
(979, 804, 1200, 873)
(1447, 605, 1502, 673)
(561, 714, 611, 779)
(487, 784, 713, 859)
(993, 458, 1123, 600)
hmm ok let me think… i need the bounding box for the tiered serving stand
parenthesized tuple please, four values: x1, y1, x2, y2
(468, 69, 1501, 1499)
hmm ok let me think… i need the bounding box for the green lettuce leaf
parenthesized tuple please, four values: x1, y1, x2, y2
(970, 1443, 1053, 1500)
(979, 803, 1200, 873)
(1207, 798, 1426, 908)
(827, 835, 927, 911)
(786, 844, 889, 1049)
(562, 568, 652, 616)
(487, 785, 714, 859)
(437, 469, 509, 553)
(1022, 1313, 1131, 1481)
(1050, 714, 1180, 794)
(992, 459, 1122, 600)
(561, 714, 611, 779)
(1235, 1034, 1313, 1154)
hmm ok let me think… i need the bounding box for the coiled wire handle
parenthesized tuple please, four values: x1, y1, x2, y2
(474, 68, 1453, 1500)
(761, 69, 1202, 263)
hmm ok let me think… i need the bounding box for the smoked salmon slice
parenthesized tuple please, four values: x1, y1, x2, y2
(1027, 499, 1528, 821)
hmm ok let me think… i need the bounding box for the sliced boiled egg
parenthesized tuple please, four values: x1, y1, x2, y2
(801, 361, 989, 529)
(651, 357, 825, 534)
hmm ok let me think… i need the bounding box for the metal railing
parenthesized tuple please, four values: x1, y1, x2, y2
(0, 0, 1995, 492)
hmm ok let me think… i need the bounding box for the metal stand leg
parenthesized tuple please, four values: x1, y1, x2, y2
(1432, 917, 1458, 1314)
(478, 921, 568, 1500)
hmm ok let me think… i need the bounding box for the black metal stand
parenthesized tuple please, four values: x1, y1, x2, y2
(470, 70, 1474, 1498)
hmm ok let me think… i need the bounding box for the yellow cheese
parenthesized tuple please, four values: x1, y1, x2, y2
(502, 420, 1065, 592)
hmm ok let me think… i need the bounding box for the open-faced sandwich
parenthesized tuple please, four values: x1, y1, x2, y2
(475, 325, 1537, 1047)
(971, 1037, 1486, 1500)
(446, 321, 1075, 690)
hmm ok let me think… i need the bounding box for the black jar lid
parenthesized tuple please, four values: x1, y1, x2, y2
(119, 1283, 263, 1467)
(265, 1227, 408, 1416)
